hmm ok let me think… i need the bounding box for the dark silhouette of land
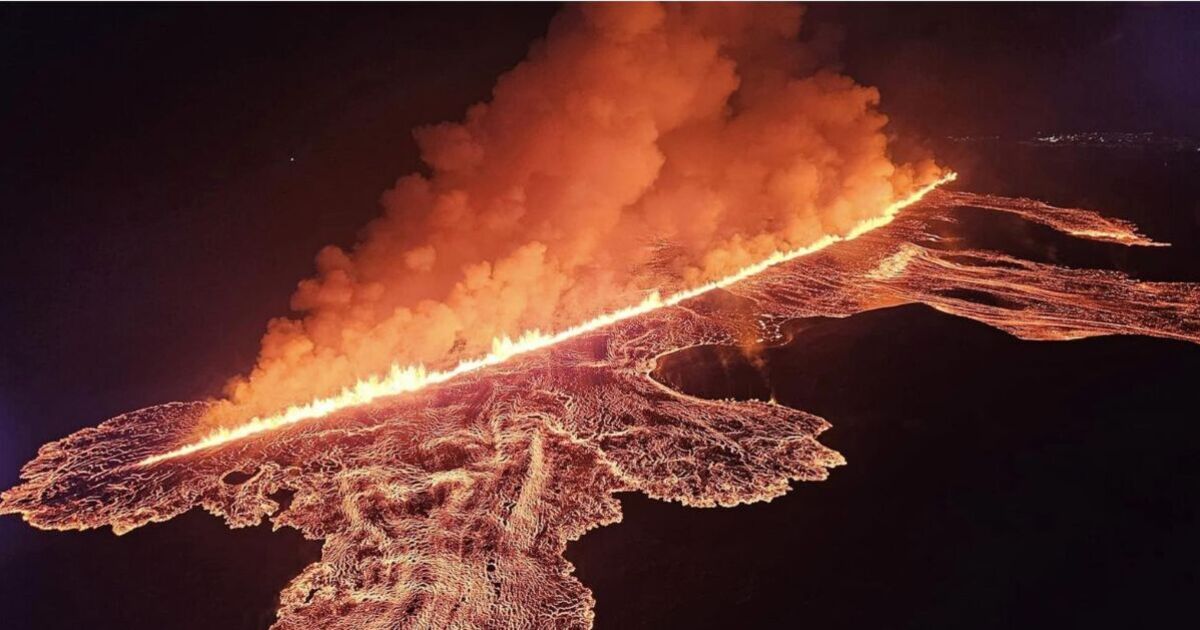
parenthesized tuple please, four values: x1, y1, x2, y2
(576, 303, 1200, 628)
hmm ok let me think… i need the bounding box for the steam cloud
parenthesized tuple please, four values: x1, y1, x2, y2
(213, 3, 942, 426)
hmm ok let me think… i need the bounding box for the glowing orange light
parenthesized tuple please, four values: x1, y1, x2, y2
(139, 173, 957, 466)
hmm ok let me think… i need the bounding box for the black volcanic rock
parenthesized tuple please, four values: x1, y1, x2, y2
(571, 304, 1200, 629)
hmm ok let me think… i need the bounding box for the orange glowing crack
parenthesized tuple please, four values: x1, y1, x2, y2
(138, 172, 957, 466)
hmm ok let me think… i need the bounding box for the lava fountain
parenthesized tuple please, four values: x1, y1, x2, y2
(4, 4, 1200, 630)
(3, 185, 1199, 629)
(139, 172, 957, 467)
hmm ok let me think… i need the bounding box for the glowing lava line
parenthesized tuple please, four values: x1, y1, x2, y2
(139, 173, 956, 466)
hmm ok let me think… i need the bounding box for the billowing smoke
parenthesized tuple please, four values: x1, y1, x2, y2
(211, 3, 942, 427)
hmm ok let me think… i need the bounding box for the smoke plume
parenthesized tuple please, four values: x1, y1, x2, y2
(212, 3, 942, 426)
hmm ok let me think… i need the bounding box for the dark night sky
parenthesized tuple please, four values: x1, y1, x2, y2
(1, 4, 1198, 629)
(809, 3, 1200, 139)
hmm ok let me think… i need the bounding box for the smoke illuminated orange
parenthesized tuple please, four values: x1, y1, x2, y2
(139, 172, 957, 466)
(7, 183, 1200, 630)
(9, 6, 1200, 630)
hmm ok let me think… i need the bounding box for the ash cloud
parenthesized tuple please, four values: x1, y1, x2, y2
(214, 3, 942, 425)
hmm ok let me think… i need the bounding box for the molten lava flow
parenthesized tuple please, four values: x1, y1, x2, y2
(936, 191, 1169, 247)
(4, 186, 1200, 630)
(139, 173, 958, 467)
(5, 5, 1199, 628)
(210, 3, 947, 435)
